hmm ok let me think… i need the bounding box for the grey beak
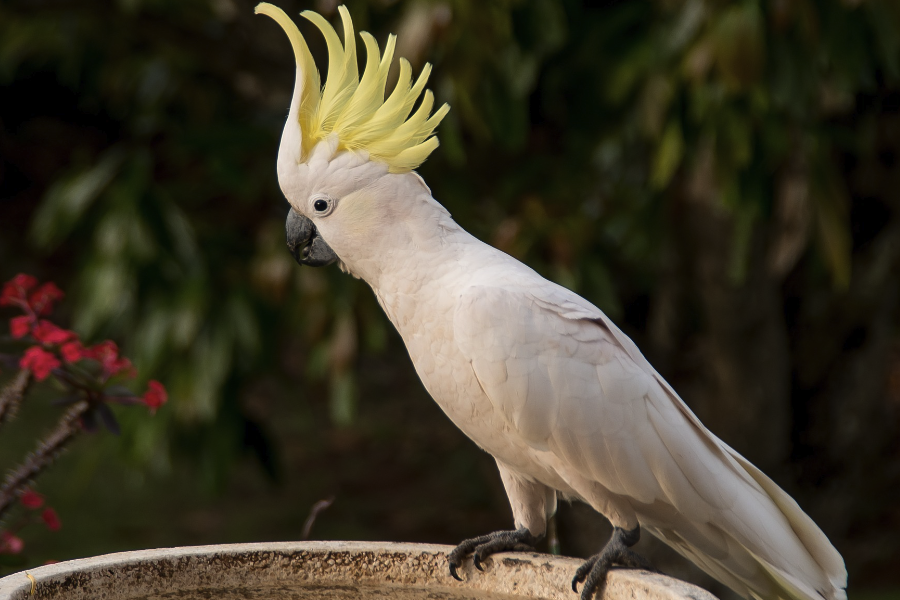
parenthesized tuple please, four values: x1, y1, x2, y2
(286, 209, 338, 267)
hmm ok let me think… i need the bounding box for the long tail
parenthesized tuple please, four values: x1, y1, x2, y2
(730, 451, 847, 600)
(645, 450, 847, 600)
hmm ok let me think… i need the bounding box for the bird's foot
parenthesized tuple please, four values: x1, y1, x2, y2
(571, 526, 652, 600)
(448, 527, 543, 581)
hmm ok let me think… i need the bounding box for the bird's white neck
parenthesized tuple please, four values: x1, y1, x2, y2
(348, 193, 480, 331)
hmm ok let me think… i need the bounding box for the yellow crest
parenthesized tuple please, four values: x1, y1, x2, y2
(255, 3, 450, 173)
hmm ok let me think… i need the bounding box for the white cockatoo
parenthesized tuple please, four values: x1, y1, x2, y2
(255, 5, 848, 600)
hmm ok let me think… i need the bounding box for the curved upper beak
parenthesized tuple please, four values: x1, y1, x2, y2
(286, 209, 337, 267)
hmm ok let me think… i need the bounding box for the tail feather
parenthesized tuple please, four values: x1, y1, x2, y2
(751, 548, 847, 600)
(648, 523, 846, 600)
(646, 525, 757, 598)
(644, 450, 847, 600)
(727, 451, 847, 599)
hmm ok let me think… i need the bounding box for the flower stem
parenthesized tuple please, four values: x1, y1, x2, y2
(0, 400, 88, 522)
(0, 370, 31, 430)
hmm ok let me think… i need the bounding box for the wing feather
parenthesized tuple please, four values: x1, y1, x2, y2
(453, 276, 846, 600)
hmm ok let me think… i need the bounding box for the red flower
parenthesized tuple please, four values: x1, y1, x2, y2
(20, 489, 44, 510)
(32, 320, 75, 345)
(10, 315, 34, 338)
(86, 340, 115, 361)
(142, 380, 168, 412)
(20, 346, 61, 381)
(0, 531, 24, 554)
(0, 274, 38, 308)
(41, 508, 61, 531)
(28, 282, 64, 316)
(86, 340, 135, 378)
(61, 340, 87, 363)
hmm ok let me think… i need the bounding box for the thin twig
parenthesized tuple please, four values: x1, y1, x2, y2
(0, 400, 89, 521)
(0, 370, 31, 430)
(301, 496, 335, 540)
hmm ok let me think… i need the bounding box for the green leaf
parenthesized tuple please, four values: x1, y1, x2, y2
(73, 259, 134, 336)
(810, 152, 853, 289)
(651, 120, 685, 189)
(29, 149, 125, 250)
(329, 370, 357, 428)
(711, 2, 764, 92)
(814, 190, 852, 290)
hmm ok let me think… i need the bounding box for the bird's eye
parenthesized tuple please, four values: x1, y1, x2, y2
(311, 196, 334, 216)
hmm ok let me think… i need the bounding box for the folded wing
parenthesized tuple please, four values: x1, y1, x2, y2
(453, 279, 847, 600)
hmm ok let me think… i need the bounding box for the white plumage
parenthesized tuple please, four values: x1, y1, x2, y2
(288, 167, 846, 600)
(256, 6, 848, 600)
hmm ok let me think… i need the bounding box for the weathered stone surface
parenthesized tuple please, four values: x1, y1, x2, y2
(0, 541, 718, 600)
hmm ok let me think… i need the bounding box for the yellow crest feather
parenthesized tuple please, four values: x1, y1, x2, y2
(255, 3, 449, 173)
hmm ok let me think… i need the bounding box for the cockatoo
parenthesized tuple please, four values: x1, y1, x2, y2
(255, 5, 848, 600)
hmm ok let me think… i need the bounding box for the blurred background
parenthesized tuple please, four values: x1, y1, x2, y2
(1, 0, 899, 598)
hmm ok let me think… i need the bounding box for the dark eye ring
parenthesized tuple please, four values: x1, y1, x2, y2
(313, 199, 329, 212)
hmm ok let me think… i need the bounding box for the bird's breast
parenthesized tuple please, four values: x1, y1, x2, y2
(374, 275, 517, 456)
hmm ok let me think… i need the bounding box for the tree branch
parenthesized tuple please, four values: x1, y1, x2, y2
(0, 400, 88, 522)
(0, 370, 31, 430)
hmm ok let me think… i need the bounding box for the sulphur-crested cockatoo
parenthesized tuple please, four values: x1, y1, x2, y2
(255, 5, 847, 600)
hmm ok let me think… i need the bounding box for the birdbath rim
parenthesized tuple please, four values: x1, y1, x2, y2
(0, 540, 719, 600)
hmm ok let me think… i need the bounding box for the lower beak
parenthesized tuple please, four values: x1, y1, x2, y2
(286, 209, 337, 267)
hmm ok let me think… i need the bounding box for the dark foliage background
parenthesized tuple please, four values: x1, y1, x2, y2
(1, 0, 899, 598)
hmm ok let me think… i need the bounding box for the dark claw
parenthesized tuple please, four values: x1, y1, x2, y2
(574, 526, 651, 600)
(473, 553, 484, 571)
(447, 527, 542, 580)
(572, 555, 596, 593)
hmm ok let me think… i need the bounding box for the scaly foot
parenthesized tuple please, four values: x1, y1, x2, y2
(571, 526, 652, 600)
(448, 527, 543, 581)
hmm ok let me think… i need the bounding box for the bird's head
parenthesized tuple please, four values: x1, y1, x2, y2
(255, 3, 449, 274)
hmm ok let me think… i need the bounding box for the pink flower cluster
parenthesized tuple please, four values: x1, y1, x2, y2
(1, 274, 170, 563)
(2, 274, 165, 409)
(18, 490, 61, 532)
(0, 490, 62, 556)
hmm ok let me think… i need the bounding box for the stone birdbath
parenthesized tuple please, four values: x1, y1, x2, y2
(0, 541, 717, 600)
